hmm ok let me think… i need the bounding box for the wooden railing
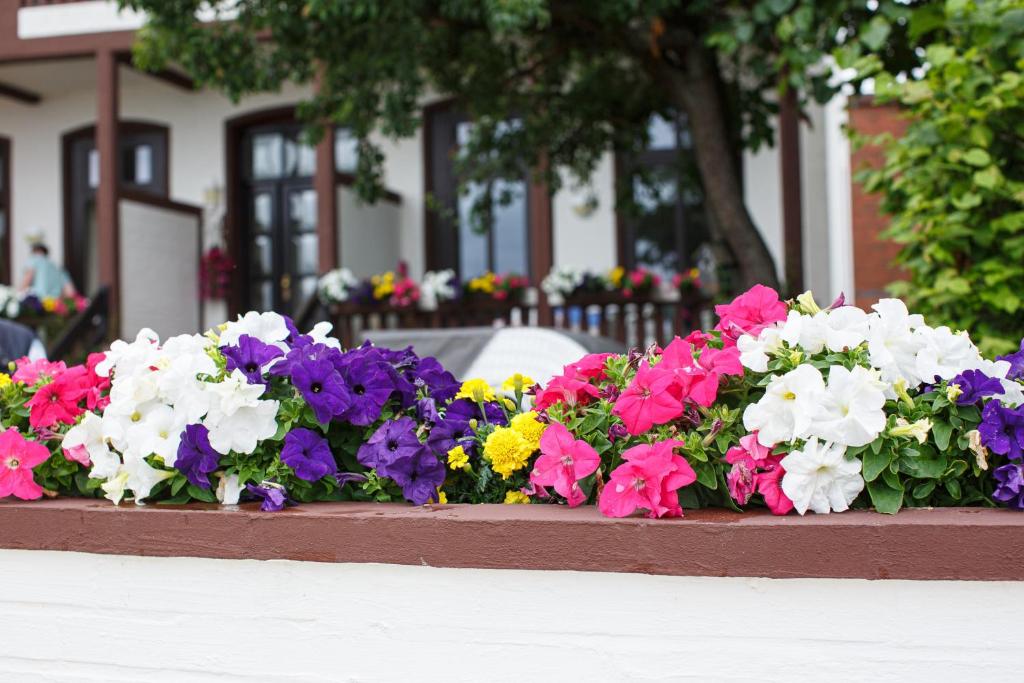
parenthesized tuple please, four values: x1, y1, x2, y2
(19, 1, 92, 6)
(322, 292, 710, 349)
(47, 287, 111, 363)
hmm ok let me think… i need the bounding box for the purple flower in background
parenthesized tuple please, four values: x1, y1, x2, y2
(993, 463, 1024, 510)
(245, 482, 291, 512)
(998, 339, 1024, 381)
(949, 369, 1003, 406)
(281, 428, 337, 481)
(222, 334, 283, 385)
(340, 362, 395, 425)
(175, 424, 221, 488)
(291, 356, 352, 424)
(426, 417, 476, 457)
(979, 401, 1024, 461)
(388, 448, 446, 505)
(357, 417, 422, 475)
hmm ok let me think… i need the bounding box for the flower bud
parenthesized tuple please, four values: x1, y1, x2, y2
(795, 290, 821, 315)
(888, 417, 932, 444)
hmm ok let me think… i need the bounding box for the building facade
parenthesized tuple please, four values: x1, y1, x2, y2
(0, 0, 889, 338)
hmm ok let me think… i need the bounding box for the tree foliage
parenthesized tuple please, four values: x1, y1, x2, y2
(859, 0, 1024, 354)
(121, 0, 929, 288)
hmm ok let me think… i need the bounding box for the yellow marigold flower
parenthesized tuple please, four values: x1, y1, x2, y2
(0, 374, 11, 389)
(436, 490, 448, 504)
(483, 426, 532, 479)
(609, 266, 624, 287)
(502, 373, 535, 393)
(447, 445, 469, 470)
(510, 411, 547, 451)
(42, 297, 57, 312)
(456, 378, 495, 403)
(504, 490, 531, 505)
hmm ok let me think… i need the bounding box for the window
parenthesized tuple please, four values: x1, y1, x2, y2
(426, 105, 531, 278)
(618, 114, 711, 280)
(0, 137, 9, 284)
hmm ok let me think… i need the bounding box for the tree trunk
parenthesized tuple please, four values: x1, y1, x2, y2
(658, 47, 781, 291)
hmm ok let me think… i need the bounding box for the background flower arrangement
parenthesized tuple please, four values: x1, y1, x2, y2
(3, 285, 1023, 517)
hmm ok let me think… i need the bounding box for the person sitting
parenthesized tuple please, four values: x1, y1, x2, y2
(0, 318, 46, 370)
(20, 242, 78, 300)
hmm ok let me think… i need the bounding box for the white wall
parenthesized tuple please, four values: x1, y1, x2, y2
(800, 102, 833, 297)
(743, 137, 786, 279)
(0, 548, 1019, 682)
(338, 186, 402, 278)
(552, 153, 618, 271)
(119, 199, 200, 338)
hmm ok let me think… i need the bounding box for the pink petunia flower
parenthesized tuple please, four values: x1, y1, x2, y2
(697, 345, 743, 377)
(612, 363, 683, 434)
(0, 428, 51, 500)
(563, 353, 614, 382)
(714, 284, 788, 343)
(683, 330, 712, 349)
(724, 433, 792, 513)
(534, 375, 601, 411)
(598, 440, 696, 518)
(11, 358, 67, 385)
(25, 372, 89, 429)
(755, 459, 794, 515)
(63, 444, 92, 467)
(530, 423, 601, 507)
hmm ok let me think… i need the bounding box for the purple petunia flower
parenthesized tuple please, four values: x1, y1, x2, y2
(993, 463, 1024, 510)
(949, 369, 1003, 406)
(445, 398, 508, 426)
(387, 448, 446, 506)
(291, 356, 353, 424)
(222, 334, 284, 385)
(998, 339, 1024, 381)
(245, 482, 291, 512)
(340, 361, 395, 426)
(607, 423, 629, 444)
(411, 356, 460, 402)
(357, 417, 422, 476)
(280, 428, 337, 481)
(979, 401, 1024, 461)
(417, 397, 441, 424)
(175, 424, 221, 488)
(426, 417, 477, 457)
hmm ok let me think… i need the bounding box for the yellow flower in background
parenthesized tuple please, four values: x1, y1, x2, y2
(504, 491, 531, 505)
(456, 378, 495, 403)
(371, 271, 396, 300)
(501, 373, 535, 393)
(42, 297, 57, 312)
(510, 411, 547, 451)
(447, 445, 470, 470)
(0, 374, 11, 389)
(608, 266, 625, 287)
(468, 272, 497, 294)
(436, 490, 448, 505)
(483, 426, 532, 479)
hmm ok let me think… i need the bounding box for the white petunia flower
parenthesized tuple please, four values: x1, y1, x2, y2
(737, 326, 784, 372)
(205, 369, 267, 417)
(216, 473, 244, 505)
(308, 321, 342, 350)
(218, 311, 289, 349)
(779, 311, 827, 354)
(812, 365, 887, 447)
(780, 438, 864, 515)
(819, 306, 870, 353)
(318, 267, 360, 304)
(101, 454, 174, 505)
(65, 413, 119, 479)
(124, 404, 187, 467)
(205, 399, 280, 455)
(743, 364, 826, 447)
(866, 298, 927, 389)
(95, 328, 161, 377)
(913, 325, 982, 383)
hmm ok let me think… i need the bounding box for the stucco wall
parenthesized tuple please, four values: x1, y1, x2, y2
(0, 548, 1018, 682)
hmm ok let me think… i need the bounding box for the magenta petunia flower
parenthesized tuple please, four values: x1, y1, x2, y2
(530, 423, 600, 507)
(0, 428, 51, 500)
(598, 440, 695, 518)
(714, 284, 788, 343)
(612, 364, 683, 434)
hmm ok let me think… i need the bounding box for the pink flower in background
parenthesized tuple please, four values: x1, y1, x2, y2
(714, 284, 788, 342)
(598, 440, 696, 518)
(12, 358, 67, 385)
(534, 375, 601, 411)
(0, 428, 51, 500)
(613, 364, 683, 434)
(530, 423, 601, 507)
(683, 330, 712, 349)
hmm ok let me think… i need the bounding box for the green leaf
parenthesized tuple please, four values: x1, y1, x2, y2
(695, 464, 718, 490)
(860, 16, 891, 52)
(932, 421, 953, 451)
(862, 447, 890, 482)
(912, 480, 936, 499)
(944, 478, 962, 500)
(963, 148, 991, 167)
(974, 166, 1001, 189)
(764, 0, 796, 15)
(867, 479, 904, 514)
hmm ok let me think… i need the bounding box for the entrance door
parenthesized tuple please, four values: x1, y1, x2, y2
(64, 123, 168, 295)
(240, 123, 318, 316)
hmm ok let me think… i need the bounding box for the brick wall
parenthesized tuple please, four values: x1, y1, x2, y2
(848, 99, 909, 310)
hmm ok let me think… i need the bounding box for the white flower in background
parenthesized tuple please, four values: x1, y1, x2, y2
(64, 412, 118, 479)
(218, 311, 289, 349)
(0, 285, 20, 318)
(866, 298, 927, 389)
(913, 325, 982, 383)
(737, 326, 784, 372)
(420, 270, 457, 310)
(216, 472, 244, 505)
(779, 310, 827, 354)
(205, 399, 280, 455)
(780, 438, 865, 515)
(308, 321, 342, 350)
(743, 364, 826, 447)
(541, 266, 586, 304)
(317, 267, 360, 304)
(125, 404, 187, 467)
(819, 306, 870, 353)
(813, 365, 887, 447)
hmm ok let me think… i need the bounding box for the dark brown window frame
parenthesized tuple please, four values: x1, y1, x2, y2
(0, 136, 10, 285)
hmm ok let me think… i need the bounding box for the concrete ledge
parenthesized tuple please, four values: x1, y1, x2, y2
(0, 499, 1020, 580)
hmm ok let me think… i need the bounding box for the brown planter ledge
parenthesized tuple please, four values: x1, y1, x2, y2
(0, 499, 1021, 581)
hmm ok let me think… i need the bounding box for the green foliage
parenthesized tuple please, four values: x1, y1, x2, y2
(858, 0, 1024, 355)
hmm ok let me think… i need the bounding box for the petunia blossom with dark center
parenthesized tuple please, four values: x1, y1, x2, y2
(339, 362, 395, 426)
(949, 369, 1003, 406)
(357, 417, 422, 476)
(387, 448, 446, 506)
(175, 423, 221, 488)
(222, 334, 283, 385)
(291, 357, 353, 424)
(280, 428, 337, 482)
